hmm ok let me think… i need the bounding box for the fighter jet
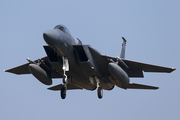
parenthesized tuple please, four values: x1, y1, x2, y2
(5, 24, 176, 99)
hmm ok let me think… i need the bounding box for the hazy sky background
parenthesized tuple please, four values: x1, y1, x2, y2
(1, 1, 180, 120)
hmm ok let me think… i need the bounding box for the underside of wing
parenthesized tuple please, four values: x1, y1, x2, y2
(5, 62, 31, 74)
(101, 55, 175, 78)
(101, 55, 175, 73)
(5, 57, 50, 75)
(5, 56, 63, 78)
(4, 57, 50, 74)
(122, 59, 175, 73)
(100, 55, 144, 77)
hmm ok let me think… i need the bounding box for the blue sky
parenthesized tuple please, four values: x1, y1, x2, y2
(1, 1, 180, 120)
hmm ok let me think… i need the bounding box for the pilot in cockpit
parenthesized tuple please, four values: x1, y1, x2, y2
(54, 25, 71, 36)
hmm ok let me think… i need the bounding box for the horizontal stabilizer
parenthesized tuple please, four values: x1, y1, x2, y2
(48, 84, 83, 91)
(126, 83, 159, 90)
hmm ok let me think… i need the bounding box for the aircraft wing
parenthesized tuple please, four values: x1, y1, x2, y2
(122, 58, 175, 73)
(4, 57, 49, 74)
(5, 56, 63, 78)
(102, 55, 175, 73)
(5, 62, 31, 74)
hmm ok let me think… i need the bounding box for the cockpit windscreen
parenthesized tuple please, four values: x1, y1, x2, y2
(54, 25, 71, 35)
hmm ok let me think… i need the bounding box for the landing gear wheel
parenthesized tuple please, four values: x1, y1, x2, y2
(97, 87, 103, 99)
(61, 87, 66, 99)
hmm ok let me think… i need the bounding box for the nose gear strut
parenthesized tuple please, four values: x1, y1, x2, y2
(61, 56, 69, 99)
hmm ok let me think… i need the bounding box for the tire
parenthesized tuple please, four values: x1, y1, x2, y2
(61, 87, 66, 99)
(97, 87, 103, 99)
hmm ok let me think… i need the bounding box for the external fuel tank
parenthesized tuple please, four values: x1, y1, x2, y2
(108, 63, 129, 88)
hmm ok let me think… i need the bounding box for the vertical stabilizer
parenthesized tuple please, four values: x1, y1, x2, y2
(120, 37, 127, 58)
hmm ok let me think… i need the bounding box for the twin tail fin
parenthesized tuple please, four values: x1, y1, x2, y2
(120, 37, 127, 58)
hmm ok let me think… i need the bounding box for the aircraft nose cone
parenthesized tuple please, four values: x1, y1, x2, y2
(43, 29, 59, 46)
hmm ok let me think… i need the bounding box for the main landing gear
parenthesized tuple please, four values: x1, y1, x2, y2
(60, 57, 103, 99)
(95, 77, 103, 99)
(61, 86, 66, 99)
(97, 87, 103, 99)
(61, 56, 69, 99)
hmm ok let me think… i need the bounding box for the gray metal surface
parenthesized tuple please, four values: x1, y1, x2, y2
(4, 24, 176, 99)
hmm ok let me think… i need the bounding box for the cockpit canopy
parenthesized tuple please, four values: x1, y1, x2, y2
(54, 25, 71, 35)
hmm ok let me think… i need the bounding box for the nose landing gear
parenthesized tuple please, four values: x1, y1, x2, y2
(60, 56, 69, 99)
